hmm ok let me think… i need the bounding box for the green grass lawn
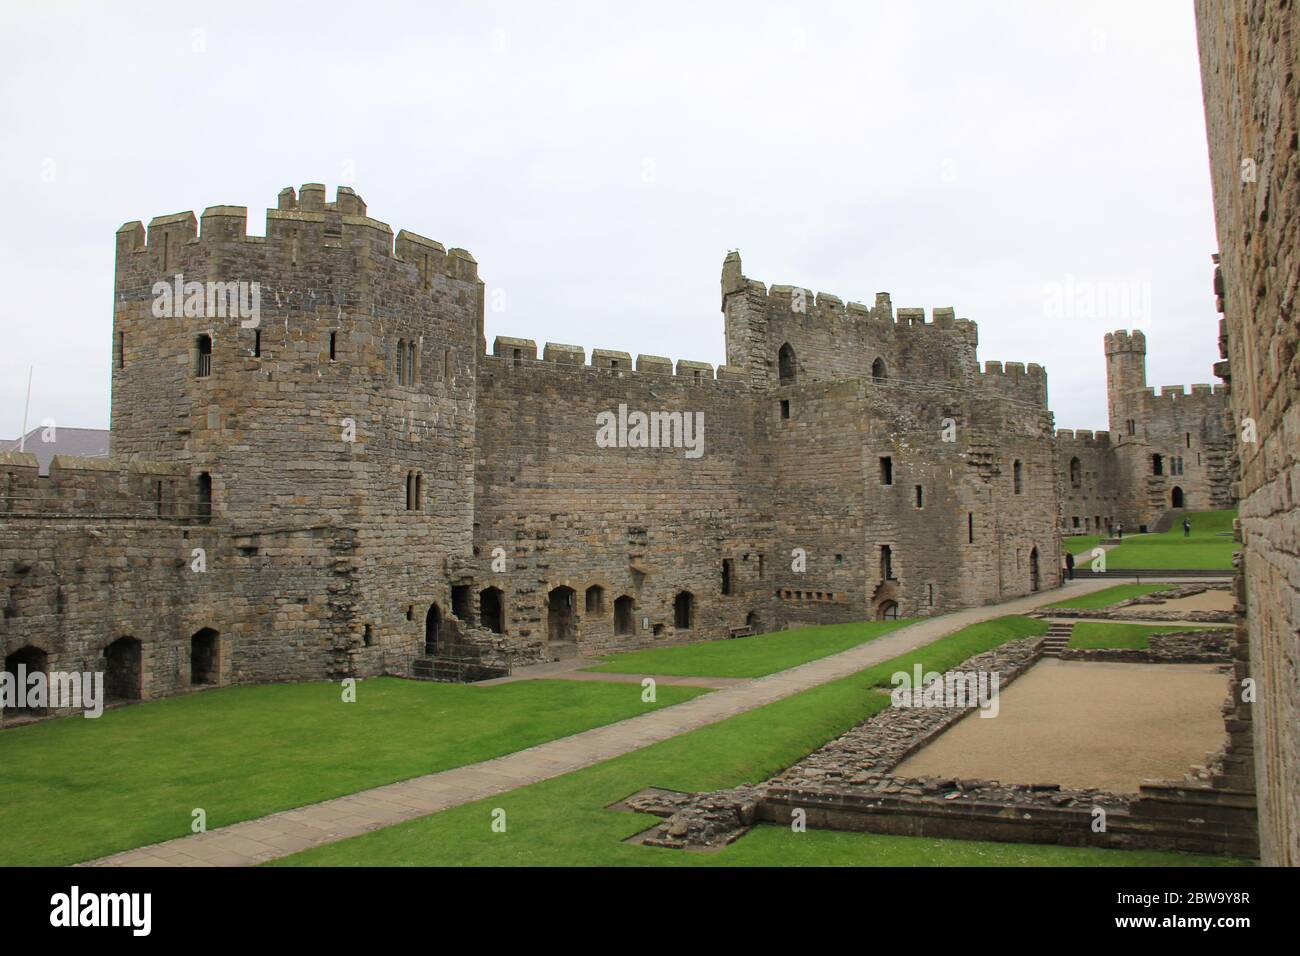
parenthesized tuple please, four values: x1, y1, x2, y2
(0, 677, 706, 867)
(1069, 621, 1228, 650)
(1062, 534, 1102, 556)
(582, 619, 913, 678)
(276, 613, 1236, 867)
(1045, 583, 1175, 609)
(1105, 509, 1238, 570)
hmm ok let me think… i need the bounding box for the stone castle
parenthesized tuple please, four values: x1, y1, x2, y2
(0, 184, 1232, 707)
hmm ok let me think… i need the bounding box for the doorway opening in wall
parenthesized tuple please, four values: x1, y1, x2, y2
(548, 586, 576, 643)
(104, 636, 142, 701)
(425, 603, 442, 656)
(3, 645, 49, 715)
(1172, 486, 1185, 508)
(190, 628, 219, 685)
(585, 585, 605, 615)
(745, 610, 760, 632)
(614, 595, 635, 636)
(1029, 547, 1041, 592)
(480, 587, 504, 634)
(876, 601, 899, 621)
(674, 591, 695, 629)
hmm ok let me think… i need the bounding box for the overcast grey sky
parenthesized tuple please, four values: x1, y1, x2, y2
(0, 0, 1220, 437)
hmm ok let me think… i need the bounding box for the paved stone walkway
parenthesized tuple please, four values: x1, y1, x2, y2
(85, 578, 1128, 867)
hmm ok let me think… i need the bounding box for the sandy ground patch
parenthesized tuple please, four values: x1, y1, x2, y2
(1142, 590, 1234, 613)
(894, 659, 1228, 793)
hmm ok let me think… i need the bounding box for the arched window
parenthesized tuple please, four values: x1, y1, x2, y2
(196, 334, 212, 377)
(778, 343, 796, 385)
(1013, 459, 1023, 495)
(1069, 456, 1081, 488)
(871, 357, 887, 383)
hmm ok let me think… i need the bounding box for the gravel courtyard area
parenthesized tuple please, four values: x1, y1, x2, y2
(894, 659, 1229, 793)
(1143, 590, 1234, 613)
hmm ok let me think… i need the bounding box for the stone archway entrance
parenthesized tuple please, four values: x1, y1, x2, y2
(104, 636, 142, 701)
(479, 588, 503, 634)
(190, 629, 219, 685)
(876, 600, 899, 621)
(3, 645, 49, 716)
(1172, 486, 1185, 509)
(548, 586, 576, 643)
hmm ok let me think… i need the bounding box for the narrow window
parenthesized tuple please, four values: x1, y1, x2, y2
(451, 585, 472, 621)
(880, 545, 893, 580)
(879, 456, 893, 485)
(363, 625, 373, 647)
(585, 584, 605, 614)
(444, 348, 453, 383)
(780, 399, 790, 420)
(512, 348, 522, 367)
(928, 584, 934, 606)
(758, 554, 765, 579)
(1152, 453, 1163, 476)
(915, 485, 924, 508)
(252, 328, 261, 358)
(835, 553, 844, 564)
(721, 559, 735, 596)
(116, 332, 125, 369)
(1185, 432, 1191, 448)
(1013, 459, 1023, 495)
(329, 331, 337, 361)
(197, 472, 213, 522)
(1069, 456, 1081, 487)
(409, 341, 418, 384)
(778, 343, 796, 384)
(396, 339, 406, 384)
(196, 334, 212, 378)
(414, 472, 422, 510)
(968, 513, 974, 543)
(871, 357, 887, 383)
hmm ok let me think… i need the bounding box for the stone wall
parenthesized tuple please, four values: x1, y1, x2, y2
(1195, 0, 1300, 867)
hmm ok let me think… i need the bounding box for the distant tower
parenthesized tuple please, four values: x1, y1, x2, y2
(1104, 329, 1147, 436)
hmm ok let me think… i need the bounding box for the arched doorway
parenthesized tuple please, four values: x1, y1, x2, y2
(614, 595, 635, 636)
(548, 586, 576, 643)
(3, 645, 49, 716)
(190, 628, 219, 685)
(674, 591, 695, 629)
(871, 357, 887, 383)
(104, 636, 142, 701)
(1172, 486, 1185, 508)
(778, 343, 796, 385)
(745, 610, 761, 632)
(424, 603, 442, 655)
(479, 588, 503, 634)
(1029, 547, 1041, 592)
(876, 601, 899, 621)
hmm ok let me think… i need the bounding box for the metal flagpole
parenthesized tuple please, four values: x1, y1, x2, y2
(18, 365, 32, 452)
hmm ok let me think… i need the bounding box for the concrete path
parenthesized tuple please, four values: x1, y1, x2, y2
(84, 578, 1123, 868)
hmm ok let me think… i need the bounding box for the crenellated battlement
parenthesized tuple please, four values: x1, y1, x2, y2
(489, 336, 747, 387)
(0, 454, 199, 518)
(1056, 428, 1112, 447)
(115, 184, 480, 283)
(977, 360, 1049, 406)
(1104, 329, 1147, 355)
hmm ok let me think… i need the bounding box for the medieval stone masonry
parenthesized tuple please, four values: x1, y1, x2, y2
(0, 182, 1233, 718)
(1195, 0, 1300, 868)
